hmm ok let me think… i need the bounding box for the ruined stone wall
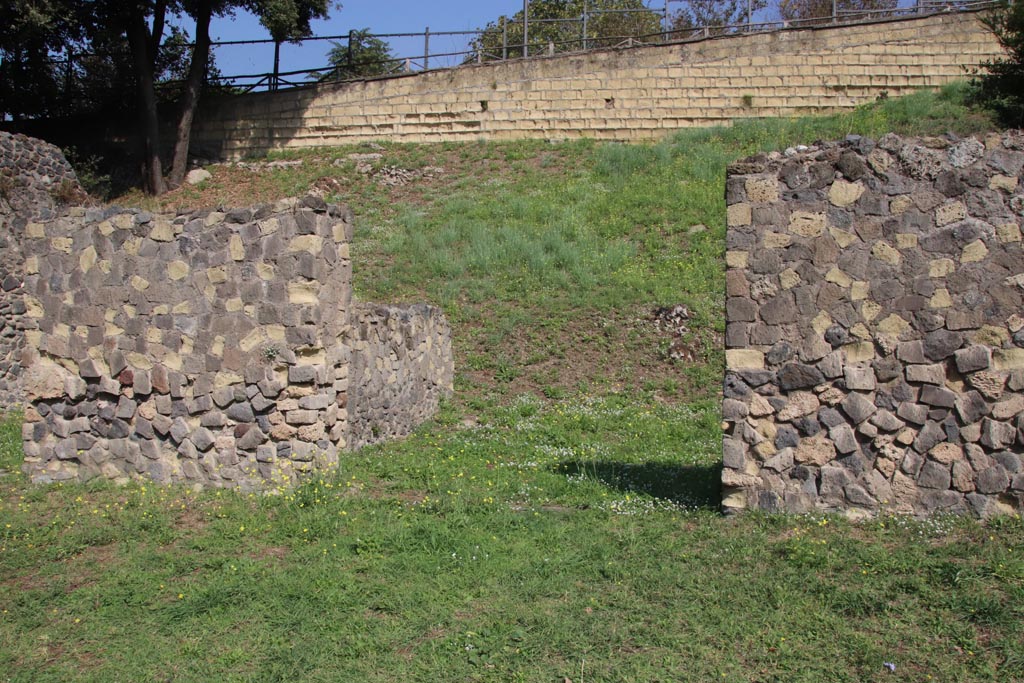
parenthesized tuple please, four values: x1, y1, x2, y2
(0, 132, 86, 409)
(19, 197, 453, 489)
(348, 304, 454, 450)
(723, 131, 1024, 518)
(20, 198, 351, 487)
(0, 131, 83, 218)
(190, 12, 1002, 159)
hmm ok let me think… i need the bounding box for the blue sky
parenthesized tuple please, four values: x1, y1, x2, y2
(207, 1, 551, 83)
(200, 0, 920, 85)
(205, 1, 682, 84)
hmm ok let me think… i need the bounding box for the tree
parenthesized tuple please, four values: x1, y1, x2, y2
(470, 0, 663, 63)
(3, 1, 335, 194)
(161, 1, 333, 189)
(973, 0, 1024, 127)
(668, 0, 770, 37)
(778, 0, 897, 27)
(0, 0, 95, 120)
(317, 29, 398, 81)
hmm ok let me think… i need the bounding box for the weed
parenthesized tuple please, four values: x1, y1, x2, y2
(0, 412, 22, 473)
(48, 179, 85, 206)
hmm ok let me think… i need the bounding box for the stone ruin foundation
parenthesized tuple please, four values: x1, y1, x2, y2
(723, 130, 1024, 518)
(1, 132, 453, 489)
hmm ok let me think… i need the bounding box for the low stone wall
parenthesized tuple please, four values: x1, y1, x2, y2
(19, 197, 453, 488)
(348, 304, 453, 450)
(0, 132, 86, 409)
(723, 131, 1024, 518)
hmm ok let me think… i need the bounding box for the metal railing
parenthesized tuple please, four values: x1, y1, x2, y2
(22, 0, 1003, 99)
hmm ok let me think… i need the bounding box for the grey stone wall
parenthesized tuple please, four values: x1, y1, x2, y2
(723, 131, 1024, 518)
(0, 131, 84, 219)
(19, 197, 453, 489)
(0, 132, 86, 409)
(348, 304, 454, 450)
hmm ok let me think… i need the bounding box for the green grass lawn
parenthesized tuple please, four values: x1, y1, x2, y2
(2, 84, 1022, 682)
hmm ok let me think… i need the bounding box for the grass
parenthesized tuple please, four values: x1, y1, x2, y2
(1, 402, 1022, 682)
(4, 84, 1021, 681)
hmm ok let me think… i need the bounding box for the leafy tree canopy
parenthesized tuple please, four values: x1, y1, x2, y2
(973, 0, 1024, 127)
(471, 0, 663, 62)
(1, 0, 337, 192)
(319, 29, 398, 81)
(777, 0, 896, 26)
(669, 0, 769, 35)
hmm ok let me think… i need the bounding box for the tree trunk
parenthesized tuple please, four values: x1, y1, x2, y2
(149, 0, 168, 67)
(126, 7, 166, 195)
(168, 0, 213, 188)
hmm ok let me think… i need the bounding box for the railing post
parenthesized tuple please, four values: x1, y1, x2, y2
(424, 26, 430, 71)
(502, 17, 508, 60)
(347, 29, 354, 71)
(272, 39, 281, 91)
(747, 0, 753, 30)
(833, 0, 838, 24)
(583, 0, 589, 50)
(523, 0, 529, 58)
(664, 0, 670, 42)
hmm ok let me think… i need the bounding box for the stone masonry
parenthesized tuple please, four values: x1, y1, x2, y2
(17, 195, 453, 489)
(191, 12, 1002, 158)
(0, 132, 86, 408)
(723, 131, 1024, 518)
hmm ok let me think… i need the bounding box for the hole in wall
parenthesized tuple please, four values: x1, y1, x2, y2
(480, 100, 489, 112)
(604, 97, 615, 109)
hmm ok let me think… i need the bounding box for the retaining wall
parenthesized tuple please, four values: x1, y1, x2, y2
(191, 12, 1003, 160)
(723, 130, 1024, 518)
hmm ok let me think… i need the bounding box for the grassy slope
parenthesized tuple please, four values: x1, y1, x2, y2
(2, 85, 1022, 682)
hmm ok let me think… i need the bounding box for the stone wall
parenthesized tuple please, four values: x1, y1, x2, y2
(348, 304, 453, 450)
(190, 12, 1003, 160)
(0, 131, 84, 218)
(19, 197, 453, 488)
(723, 130, 1024, 518)
(0, 132, 87, 409)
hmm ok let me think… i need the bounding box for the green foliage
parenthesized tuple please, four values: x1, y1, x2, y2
(973, 0, 1024, 127)
(778, 0, 897, 26)
(318, 29, 399, 81)
(470, 0, 663, 62)
(670, 0, 770, 35)
(0, 2, 226, 120)
(246, 0, 333, 42)
(0, 412, 22, 473)
(0, 0, 91, 119)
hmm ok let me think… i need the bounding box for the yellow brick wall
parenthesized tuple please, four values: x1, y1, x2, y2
(191, 12, 1004, 160)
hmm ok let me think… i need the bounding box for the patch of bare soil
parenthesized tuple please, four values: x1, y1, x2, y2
(396, 625, 448, 661)
(360, 477, 428, 505)
(173, 507, 208, 533)
(249, 545, 290, 563)
(113, 143, 583, 216)
(455, 306, 720, 406)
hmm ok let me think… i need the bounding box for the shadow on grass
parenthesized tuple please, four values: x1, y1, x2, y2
(556, 460, 722, 509)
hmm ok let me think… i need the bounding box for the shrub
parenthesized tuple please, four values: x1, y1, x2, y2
(973, 1, 1024, 126)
